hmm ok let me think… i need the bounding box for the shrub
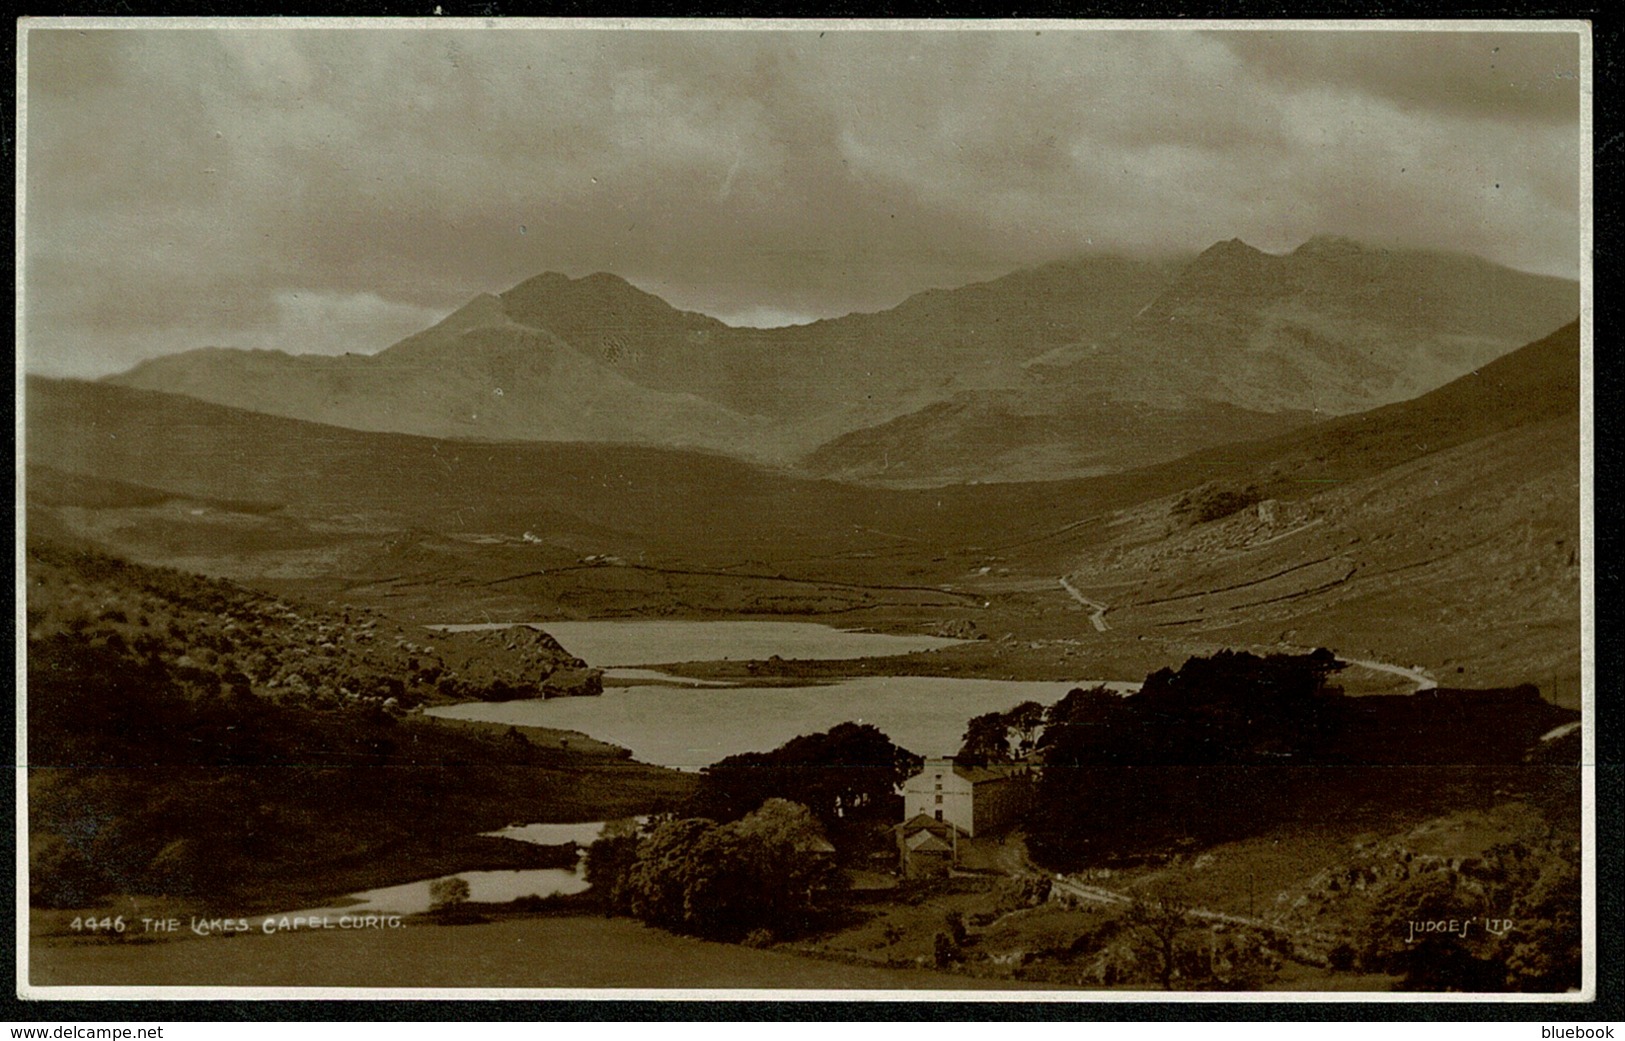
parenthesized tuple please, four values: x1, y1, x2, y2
(428, 876, 471, 911)
(1171, 483, 1263, 525)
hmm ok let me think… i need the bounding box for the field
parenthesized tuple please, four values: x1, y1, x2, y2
(29, 915, 1058, 991)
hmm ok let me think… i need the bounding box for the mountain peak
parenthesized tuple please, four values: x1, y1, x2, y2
(500, 269, 682, 326)
(1198, 238, 1267, 261)
(1292, 234, 1374, 259)
(501, 269, 627, 295)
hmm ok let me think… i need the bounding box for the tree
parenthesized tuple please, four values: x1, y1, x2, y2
(584, 833, 642, 915)
(1361, 835, 1582, 992)
(959, 711, 1013, 763)
(1502, 847, 1581, 991)
(959, 701, 1048, 763)
(1362, 869, 1501, 991)
(428, 876, 471, 911)
(1042, 684, 1129, 744)
(1005, 700, 1046, 756)
(1127, 883, 1195, 990)
(625, 818, 718, 930)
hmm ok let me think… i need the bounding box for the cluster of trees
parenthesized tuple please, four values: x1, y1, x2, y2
(690, 722, 920, 837)
(586, 799, 843, 942)
(577, 721, 928, 942)
(1024, 650, 1577, 868)
(958, 700, 1046, 763)
(1170, 482, 1264, 525)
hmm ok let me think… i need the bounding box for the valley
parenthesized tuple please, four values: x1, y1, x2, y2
(20, 21, 1591, 1002)
(23, 258, 1585, 995)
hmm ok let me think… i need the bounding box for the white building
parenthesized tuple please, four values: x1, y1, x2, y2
(900, 756, 1031, 838)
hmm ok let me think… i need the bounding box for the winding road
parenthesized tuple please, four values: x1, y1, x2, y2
(1059, 577, 1111, 632)
(1336, 656, 1437, 692)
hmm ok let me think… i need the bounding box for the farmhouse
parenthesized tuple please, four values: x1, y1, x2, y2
(895, 757, 1034, 877)
(901, 756, 1031, 838)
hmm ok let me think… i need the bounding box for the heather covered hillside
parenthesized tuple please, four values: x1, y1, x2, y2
(25, 541, 695, 909)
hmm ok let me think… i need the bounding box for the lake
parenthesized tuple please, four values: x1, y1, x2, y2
(282, 822, 634, 919)
(426, 619, 1134, 768)
(429, 675, 1134, 769)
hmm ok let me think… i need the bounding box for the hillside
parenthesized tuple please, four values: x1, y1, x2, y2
(25, 540, 696, 909)
(111, 296, 780, 459)
(104, 260, 1179, 460)
(803, 388, 1317, 486)
(24, 374, 1126, 613)
(1056, 322, 1583, 703)
(802, 240, 1577, 483)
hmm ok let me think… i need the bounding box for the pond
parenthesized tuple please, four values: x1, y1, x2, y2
(481, 820, 641, 846)
(292, 868, 589, 917)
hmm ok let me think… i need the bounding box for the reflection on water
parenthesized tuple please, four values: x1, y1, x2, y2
(429, 619, 963, 668)
(429, 675, 1138, 770)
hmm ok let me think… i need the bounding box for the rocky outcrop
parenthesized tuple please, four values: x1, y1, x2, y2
(435, 625, 602, 700)
(932, 618, 986, 640)
(542, 666, 605, 699)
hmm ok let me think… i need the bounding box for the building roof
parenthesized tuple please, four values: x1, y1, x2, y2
(917, 757, 1027, 785)
(905, 830, 954, 854)
(951, 762, 1025, 784)
(895, 813, 966, 839)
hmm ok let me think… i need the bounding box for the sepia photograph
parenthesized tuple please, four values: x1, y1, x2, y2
(16, 18, 1592, 999)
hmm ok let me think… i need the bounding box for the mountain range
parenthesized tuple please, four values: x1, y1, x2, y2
(104, 236, 1578, 484)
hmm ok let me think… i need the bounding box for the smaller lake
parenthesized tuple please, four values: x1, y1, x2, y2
(430, 620, 963, 667)
(482, 820, 642, 846)
(293, 868, 589, 917)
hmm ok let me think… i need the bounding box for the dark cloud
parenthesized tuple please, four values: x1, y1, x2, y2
(21, 24, 1583, 378)
(1213, 30, 1581, 125)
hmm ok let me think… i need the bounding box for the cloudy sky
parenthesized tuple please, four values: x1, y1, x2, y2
(22, 21, 1584, 378)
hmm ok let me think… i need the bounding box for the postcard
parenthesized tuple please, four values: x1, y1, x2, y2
(16, 17, 1594, 1002)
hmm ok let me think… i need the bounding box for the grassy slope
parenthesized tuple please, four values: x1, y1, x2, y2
(1058, 324, 1582, 702)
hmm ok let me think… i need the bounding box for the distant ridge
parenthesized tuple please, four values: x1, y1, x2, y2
(101, 238, 1579, 480)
